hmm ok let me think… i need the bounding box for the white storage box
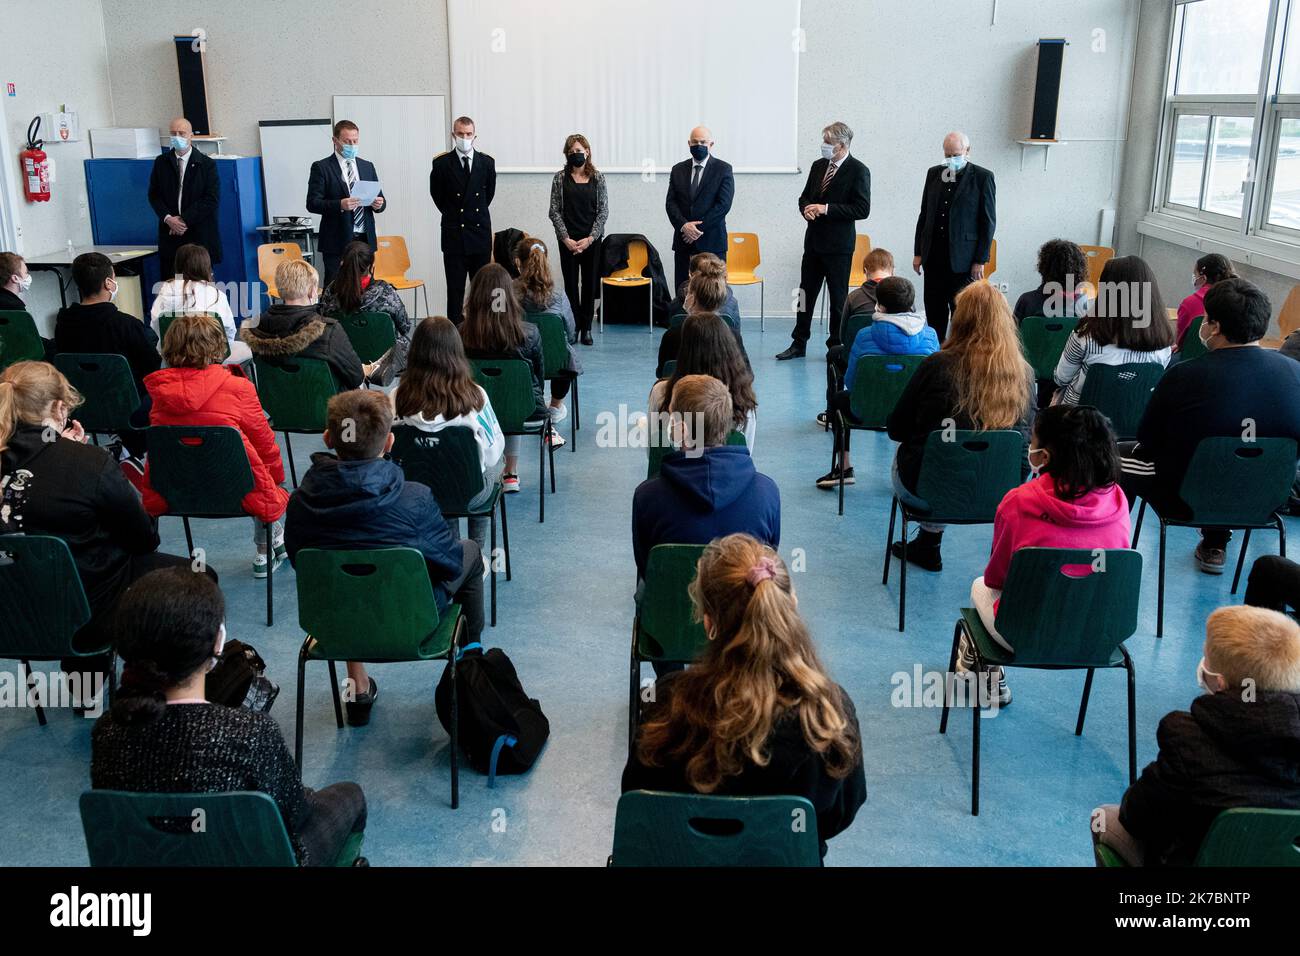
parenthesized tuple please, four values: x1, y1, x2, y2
(89, 127, 162, 159)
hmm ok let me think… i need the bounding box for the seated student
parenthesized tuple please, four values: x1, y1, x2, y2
(0, 360, 207, 688)
(1013, 238, 1092, 323)
(394, 316, 505, 553)
(240, 258, 364, 391)
(885, 281, 1036, 571)
(54, 252, 161, 459)
(1052, 255, 1173, 406)
(1120, 278, 1300, 575)
(967, 405, 1131, 705)
(1092, 604, 1300, 867)
(650, 313, 758, 450)
(460, 262, 554, 490)
(657, 254, 748, 378)
(817, 275, 939, 489)
(284, 389, 485, 726)
(0, 251, 32, 312)
(318, 240, 412, 385)
(1175, 253, 1235, 351)
(819, 247, 896, 429)
(91, 567, 366, 867)
(513, 236, 582, 425)
(622, 533, 866, 859)
(1245, 555, 1300, 617)
(141, 315, 289, 578)
(149, 242, 252, 366)
(667, 252, 741, 326)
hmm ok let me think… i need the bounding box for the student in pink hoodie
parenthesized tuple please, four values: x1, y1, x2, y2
(964, 404, 1131, 705)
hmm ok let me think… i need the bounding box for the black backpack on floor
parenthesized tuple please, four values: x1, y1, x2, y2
(435, 643, 549, 784)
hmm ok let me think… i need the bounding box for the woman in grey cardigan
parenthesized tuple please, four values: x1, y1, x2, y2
(549, 133, 608, 345)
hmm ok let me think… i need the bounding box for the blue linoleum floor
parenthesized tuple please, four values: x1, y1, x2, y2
(3, 320, 1290, 867)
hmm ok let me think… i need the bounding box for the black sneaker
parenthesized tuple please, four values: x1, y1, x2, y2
(889, 532, 943, 572)
(345, 677, 379, 727)
(816, 411, 830, 430)
(816, 466, 854, 489)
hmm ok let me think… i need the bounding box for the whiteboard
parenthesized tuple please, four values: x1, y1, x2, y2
(447, 0, 801, 172)
(258, 118, 333, 228)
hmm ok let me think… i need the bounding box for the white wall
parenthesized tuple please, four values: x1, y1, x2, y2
(95, 0, 1138, 324)
(0, 0, 115, 333)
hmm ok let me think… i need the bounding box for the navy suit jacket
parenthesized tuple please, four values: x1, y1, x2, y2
(306, 155, 386, 255)
(147, 148, 222, 263)
(913, 162, 996, 273)
(665, 155, 734, 256)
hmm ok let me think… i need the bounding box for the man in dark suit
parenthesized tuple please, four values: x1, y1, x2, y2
(776, 122, 872, 360)
(147, 117, 222, 277)
(665, 126, 735, 290)
(306, 119, 387, 286)
(430, 115, 496, 324)
(913, 131, 996, 341)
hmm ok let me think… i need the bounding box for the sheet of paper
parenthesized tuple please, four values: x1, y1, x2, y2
(349, 179, 382, 206)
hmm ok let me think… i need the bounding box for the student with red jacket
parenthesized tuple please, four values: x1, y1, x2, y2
(141, 315, 290, 578)
(966, 405, 1132, 705)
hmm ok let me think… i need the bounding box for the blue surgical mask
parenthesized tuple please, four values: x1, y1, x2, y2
(820, 143, 836, 160)
(946, 154, 968, 172)
(170, 135, 189, 152)
(690, 144, 709, 161)
(340, 143, 358, 161)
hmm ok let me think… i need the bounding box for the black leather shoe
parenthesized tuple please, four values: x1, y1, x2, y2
(346, 677, 378, 726)
(579, 330, 594, 346)
(775, 345, 806, 360)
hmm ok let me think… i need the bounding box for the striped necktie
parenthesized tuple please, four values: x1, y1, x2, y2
(346, 160, 364, 233)
(820, 160, 838, 194)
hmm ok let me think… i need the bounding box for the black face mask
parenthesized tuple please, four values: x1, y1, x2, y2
(567, 152, 586, 168)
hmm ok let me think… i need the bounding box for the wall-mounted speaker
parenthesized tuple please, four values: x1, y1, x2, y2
(1029, 38, 1067, 141)
(173, 35, 212, 136)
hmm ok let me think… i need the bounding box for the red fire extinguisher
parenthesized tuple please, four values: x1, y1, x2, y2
(20, 116, 50, 203)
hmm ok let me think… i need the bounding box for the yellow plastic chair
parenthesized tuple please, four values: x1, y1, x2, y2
(1278, 284, 1300, 341)
(726, 232, 765, 330)
(1080, 244, 1114, 290)
(257, 243, 305, 301)
(983, 238, 998, 281)
(847, 234, 874, 288)
(599, 239, 653, 335)
(375, 235, 429, 320)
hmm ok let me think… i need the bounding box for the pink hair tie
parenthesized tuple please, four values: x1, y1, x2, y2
(746, 556, 778, 586)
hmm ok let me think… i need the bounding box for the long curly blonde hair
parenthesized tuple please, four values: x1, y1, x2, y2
(944, 281, 1033, 429)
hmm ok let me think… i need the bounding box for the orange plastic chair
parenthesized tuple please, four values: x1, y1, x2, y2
(599, 239, 653, 334)
(257, 243, 305, 301)
(1080, 245, 1115, 290)
(984, 238, 998, 281)
(726, 232, 764, 330)
(847, 234, 874, 288)
(375, 235, 429, 319)
(1278, 284, 1300, 341)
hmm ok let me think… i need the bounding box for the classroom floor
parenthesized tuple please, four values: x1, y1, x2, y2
(3, 320, 1289, 867)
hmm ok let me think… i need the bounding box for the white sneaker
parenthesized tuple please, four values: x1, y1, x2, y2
(548, 403, 569, 424)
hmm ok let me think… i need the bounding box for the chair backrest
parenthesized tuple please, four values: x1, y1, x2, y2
(158, 311, 229, 361)
(470, 358, 536, 433)
(985, 238, 998, 279)
(848, 234, 874, 287)
(1019, 314, 1079, 380)
(668, 311, 688, 329)
(993, 548, 1142, 667)
(612, 239, 649, 279)
(1079, 244, 1115, 288)
(637, 544, 709, 662)
(80, 790, 297, 867)
(726, 232, 761, 274)
(336, 311, 396, 365)
(374, 235, 413, 278)
(296, 547, 453, 661)
(611, 791, 821, 867)
(257, 243, 304, 290)
(1278, 284, 1300, 340)
(145, 425, 255, 517)
(661, 360, 677, 378)
(915, 429, 1024, 522)
(1075, 362, 1165, 441)
(1178, 315, 1208, 362)
(848, 354, 924, 427)
(841, 310, 874, 348)
(390, 424, 486, 516)
(0, 309, 44, 370)
(726, 429, 747, 446)
(1178, 437, 1298, 526)
(52, 353, 140, 435)
(252, 357, 334, 433)
(0, 534, 92, 661)
(1194, 808, 1300, 866)
(523, 312, 568, 380)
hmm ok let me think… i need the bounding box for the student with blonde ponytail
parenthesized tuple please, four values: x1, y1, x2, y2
(513, 236, 581, 435)
(623, 533, 866, 857)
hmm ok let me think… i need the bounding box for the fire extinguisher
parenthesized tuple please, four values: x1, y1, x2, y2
(20, 116, 51, 203)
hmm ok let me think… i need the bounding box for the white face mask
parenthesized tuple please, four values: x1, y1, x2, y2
(107, 279, 119, 302)
(17, 273, 32, 293)
(820, 142, 836, 160)
(1026, 445, 1047, 477)
(1196, 655, 1225, 693)
(208, 623, 227, 671)
(455, 135, 475, 155)
(1198, 320, 1214, 348)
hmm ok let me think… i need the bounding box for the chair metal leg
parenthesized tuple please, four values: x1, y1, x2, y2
(1075, 668, 1095, 736)
(1125, 651, 1137, 785)
(327, 659, 344, 728)
(570, 382, 578, 452)
(20, 659, 46, 726)
(265, 522, 274, 627)
(1131, 499, 1146, 548)
(1231, 528, 1251, 595)
(882, 497, 898, 585)
(538, 431, 546, 524)
(898, 514, 909, 632)
(573, 375, 581, 431)
(294, 643, 308, 770)
(1280, 515, 1288, 559)
(760, 281, 765, 332)
(285, 432, 298, 488)
(971, 672, 981, 816)
(647, 284, 653, 335)
(598, 284, 604, 334)
(182, 516, 194, 557)
(837, 416, 846, 517)
(449, 644, 459, 809)
(628, 625, 641, 757)
(500, 494, 512, 581)
(1157, 520, 1167, 638)
(490, 505, 497, 627)
(549, 426, 557, 494)
(939, 621, 961, 734)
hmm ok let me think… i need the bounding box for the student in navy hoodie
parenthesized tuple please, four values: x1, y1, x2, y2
(284, 388, 484, 726)
(818, 275, 939, 490)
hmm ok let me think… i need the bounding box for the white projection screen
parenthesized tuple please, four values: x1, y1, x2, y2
(447, 0, 801, 172)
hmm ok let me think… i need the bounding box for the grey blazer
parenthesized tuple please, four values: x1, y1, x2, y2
(549, 169, 609, 242)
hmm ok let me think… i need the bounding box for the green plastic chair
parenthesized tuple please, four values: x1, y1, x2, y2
(834, 353, 926, 516)
(524, 311, 580, 452)
(661, 360, 677, 378)
(157, 311, 229, 361)
(1075, 362, 1165, 442)
(1095, 807, 1300, 867)
(52, 353, 141, 445)
(471, 358, 552, 523)
(1131, 436, 1295, 637)
(647, 429, 746, 481)
(940, 547, 1142, 816)
(80, 790, 363, 866)
(0, 310, 44, 371)
(336, 311, 396, 385)
(1020, 315, 1079, 380)
(839, 310, 874, 351)
(390, 424, 509, 627)
(294, 547, 465, 808)
(252, 356, 335, 488)
(1178, 315, 1208, 362)
(609, 791, 821, 866)
(668, 311, 688, 329)
(883, 429, 1025, 631)
(629, 544, 709, 751)
(146, 425, 278, 626)
(0, 534, 103, 725)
